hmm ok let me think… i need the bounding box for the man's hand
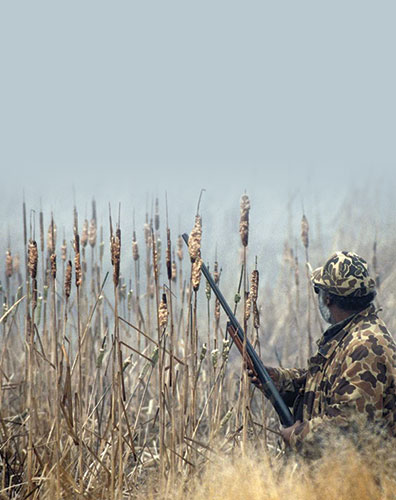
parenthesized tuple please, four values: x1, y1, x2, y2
(280, 420, 303, 445)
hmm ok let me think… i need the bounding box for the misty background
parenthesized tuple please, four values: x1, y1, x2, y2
(1, 1, 396, 306)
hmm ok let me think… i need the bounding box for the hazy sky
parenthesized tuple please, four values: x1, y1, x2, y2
(1, 1, 396, 270)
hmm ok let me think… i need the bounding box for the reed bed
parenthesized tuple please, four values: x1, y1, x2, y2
(0, 192, 394, 499)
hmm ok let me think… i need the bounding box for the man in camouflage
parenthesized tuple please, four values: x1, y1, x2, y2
(252, 251, 396, 456)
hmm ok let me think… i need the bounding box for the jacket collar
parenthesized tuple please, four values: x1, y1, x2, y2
(315, 304, 376, 361)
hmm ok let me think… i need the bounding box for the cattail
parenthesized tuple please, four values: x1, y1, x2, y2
(205, 274, 211, 300)
(211, 348, 219, 369)
(152, 232, 159, 280)
(28, 241, 38, 279)
(154, 198, 160, 231)
(31, 279, 38, 311)
(144, 221, 151, 247)
(192, 256, 202, 291)
(301, 214, 309, 249)
(81, 219, 89, 248)
(61, 239, 67, 261)
(50, 253, 57, 279)
(294, 256, 300, 287)
(239, 194, 250, 247)
(99, 227, 104, 262)
(215, 298, 220, 324)
(74, 234, 82, 287)
(200, 343, 207, 362)
(127, 290, 133, 311)
(222, 338, 231, 361)
(5, 251, 13, 279)
(47, 221, 57, 253)
(65, 260, 72, 298)
(171, 258, 177, 283)
(188, 215, 202, 263)
(13, 254, 20, 275)
(111, 228, 121, 287)
(132, 231, 139, 261)
(177, 235, 183, 262)
(214, 261, 220, 284)
(166, 228, 172, 281)
(251, 270, 260, 329)
(89, 218, 97, 248)
(158, 293, 168, 329)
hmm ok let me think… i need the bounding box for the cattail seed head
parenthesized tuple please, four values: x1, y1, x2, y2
(166, 228, 172, 281)
(74, 234, 82, 287)
(111, 228, 121, 287)
(177, 235, 183, 262)
(239, 194, 250, 247)
(171, 259, 177, 282)
(132, 231, 139, 261)
(301, 214, 309, 249)
(39, 211, 44, 253)
(50, 253, 56, 279)
(65, 260, 72, 298)
(5, 251, 13, 279)
(47, 221, 57, 253)
(159, 293, 168, 329)
(188, 215, 202, 263)
(28, 241, 38, 279)
(154, 198, 160, 231)
(61, 239, 67, 261)
(81, 219, 89, 248)
(13, 254, 20, 275)
(89, 218, 97, 247)
(215, 298, 220, 324)
(214, 261, 220, 284)
(191, 255, 202, 292)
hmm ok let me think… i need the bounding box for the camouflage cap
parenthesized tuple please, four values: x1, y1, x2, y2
(311, 251, 376, 297)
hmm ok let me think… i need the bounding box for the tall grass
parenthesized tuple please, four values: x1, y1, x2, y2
(0, 191, 394, 498)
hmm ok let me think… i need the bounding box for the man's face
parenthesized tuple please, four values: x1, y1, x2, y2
(317, 288, 334, 324)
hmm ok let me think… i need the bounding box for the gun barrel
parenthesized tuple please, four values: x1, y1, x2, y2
(182, 233, 294, 427)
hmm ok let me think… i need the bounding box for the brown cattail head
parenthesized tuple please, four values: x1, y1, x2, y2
(5, 250, 13, 279)
(192, 255, 202, 291)
(154, 198, 160, 231)
(144, 221, 151, 247)
(74, 234, 82, 287)
(158, 292, 168, 329)
(294, 256, 300, 287)
(301, 214, 309, 249)
(251, 270, 260, 328)
(188, 215, 202, 263)
(166, 228, 172, 281)
(61, 239, 67, 262)
(47, 220, 57, 253)
(28, 241, 38, 279)
(239, 194, 250, 247)
(215, 298, 220, 325)
(245, 294, 251, 321)
(50, 253, 57, 279)
(111, 228, 121, 287)
(13, 253, 20, 275)
(81, 219, 89, 248)
(214, 261, 220, 284)
(171, 259, 177, 283)
(132, 231, 139, 261)
(89, 218, 97, 248)
(177, 235, 183, 262)
(65, 260, 72, 298)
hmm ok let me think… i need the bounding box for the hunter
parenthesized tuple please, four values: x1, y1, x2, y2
(251, 251, 396, 456)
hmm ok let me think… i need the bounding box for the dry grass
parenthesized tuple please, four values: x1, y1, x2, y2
(0, 191, 394, 499)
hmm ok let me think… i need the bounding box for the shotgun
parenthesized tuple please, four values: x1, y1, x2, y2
(182, 233, 294, 427)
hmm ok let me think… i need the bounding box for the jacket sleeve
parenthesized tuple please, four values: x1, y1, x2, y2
(267, 367, 307, 408)
(289, 335, 392, 454)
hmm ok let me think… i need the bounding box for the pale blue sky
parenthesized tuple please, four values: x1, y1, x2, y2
(0, 1, 395, 276)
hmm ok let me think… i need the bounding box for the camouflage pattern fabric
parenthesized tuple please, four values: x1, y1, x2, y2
(271, 305, 396, 458)
(312, 251, 376, 297)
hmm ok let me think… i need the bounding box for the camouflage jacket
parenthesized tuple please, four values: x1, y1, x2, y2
(271, 304, 396, 455)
